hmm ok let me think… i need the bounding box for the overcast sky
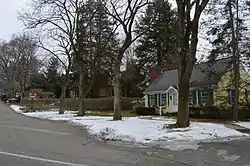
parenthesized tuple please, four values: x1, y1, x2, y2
(0, 0, 28, 41)
(0, 0, 208, 59)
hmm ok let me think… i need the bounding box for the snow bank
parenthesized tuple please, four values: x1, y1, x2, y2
(25, 111, 77, 121)
(10, 105, 248, 148)
(71, 117, 246, 144)
(236, 122, 250, 129)
(10, 105, 24, 113)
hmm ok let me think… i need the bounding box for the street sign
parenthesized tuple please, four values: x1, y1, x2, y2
(29, 93, 37, 100)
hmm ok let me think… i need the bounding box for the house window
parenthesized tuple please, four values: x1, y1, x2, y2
(100, 88, 107, 97)
(201, 90, 209, 104)
(228, 89, 235, 104)
(149, 94, 157, 106)
(108, 78, 113, 86)
(161, 94, 166, 106)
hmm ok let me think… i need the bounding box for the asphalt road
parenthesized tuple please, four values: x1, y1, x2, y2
(0, 102, 250, 166)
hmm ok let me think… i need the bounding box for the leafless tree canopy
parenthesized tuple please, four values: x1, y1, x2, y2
(0, 34, 39, 98)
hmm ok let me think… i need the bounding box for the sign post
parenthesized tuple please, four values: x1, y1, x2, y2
(29, 93, 37, 112)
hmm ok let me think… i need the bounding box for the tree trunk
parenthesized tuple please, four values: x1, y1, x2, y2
(113, 64, 122, 121)
(78, 71, 85, 116)
(228, 0, 239, 121)
(20, 91, 24, 103)
(59, 83, 67, 114)
(177, 78, 190, 127)
(233, 55, 240, 121)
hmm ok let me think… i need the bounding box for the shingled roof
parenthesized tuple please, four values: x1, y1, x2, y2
(144, 57, 233, 93)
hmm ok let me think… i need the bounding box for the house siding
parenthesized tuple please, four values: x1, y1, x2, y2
(145, 95, 149, 107)
(215, 67, 250, 108)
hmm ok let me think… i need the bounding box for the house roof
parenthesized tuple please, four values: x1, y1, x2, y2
(144, 57, 233, 93)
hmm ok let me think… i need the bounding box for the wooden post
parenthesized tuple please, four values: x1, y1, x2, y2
(31, 99, 34, 112)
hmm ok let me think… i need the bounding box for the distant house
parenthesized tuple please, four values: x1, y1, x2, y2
(144, 57, 250, 113)
(69, 71, 113, 98)
(90, 73, 113, 98)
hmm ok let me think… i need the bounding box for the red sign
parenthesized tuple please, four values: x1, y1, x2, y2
(29, 93, 37, 100)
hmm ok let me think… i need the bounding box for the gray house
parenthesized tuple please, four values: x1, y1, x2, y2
(143, 57, 237, 113)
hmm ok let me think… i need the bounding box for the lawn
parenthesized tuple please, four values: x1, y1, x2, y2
(86, 111, 137, 117)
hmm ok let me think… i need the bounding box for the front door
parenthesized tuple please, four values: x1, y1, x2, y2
(167, 93, 173, 112)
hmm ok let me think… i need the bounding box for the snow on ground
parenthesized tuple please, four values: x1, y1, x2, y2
(235, 122, 250, 129)
(10, 105, 77, 121)
(10, 105, 248, 150)
(71, 117, 246, 144)
(10, 105, 24, 113)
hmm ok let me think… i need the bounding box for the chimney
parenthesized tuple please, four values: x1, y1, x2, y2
(149, 68, 161, 82)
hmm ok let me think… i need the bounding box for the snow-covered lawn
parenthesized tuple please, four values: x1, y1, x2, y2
(235, 122, 250, 129)
(10, 105, 248, 150)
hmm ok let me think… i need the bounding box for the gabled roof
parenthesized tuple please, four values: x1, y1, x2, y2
(144, 57, 233, 93)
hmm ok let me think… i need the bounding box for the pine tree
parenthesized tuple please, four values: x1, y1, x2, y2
(203, 0, 250, 120)
(204, 0, 250, 62)
(45, 57, 61, 98)
(136, 0, 178, 83)
(74, 0, 118, 100)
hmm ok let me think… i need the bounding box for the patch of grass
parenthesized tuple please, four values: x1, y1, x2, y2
(85, 111, 113, 116)
(167, 123, 179, 129)
(122, 111, 137, 117)
(16, 102, 58, 112)
(85, 111, 137, 117)
(190, 118, 232, 123)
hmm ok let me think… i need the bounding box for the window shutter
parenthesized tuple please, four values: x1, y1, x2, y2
(198, 89, 202, 105)
(158, 94, 161, 106)
(208, 89, 214, 105)
(192, 90, 197, 105)
(148, 95, 151, 107)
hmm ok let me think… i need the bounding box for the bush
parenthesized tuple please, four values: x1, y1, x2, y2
(135, 107, 156, 115)
(238, 106, 250, 120)
(21, 98, 58, 105)
(132, 104, 144, 112)
(62, 97, 143, 111)
(190, 106, 223, 119)
(61, 98, 79, 111)
(20, 97, 143, 111)
(189, 107, 202, 118)
(201, 106, 221, 118)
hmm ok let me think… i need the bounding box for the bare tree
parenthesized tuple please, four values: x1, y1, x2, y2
(0, 41, 17, 95)
(37, 33, 73, 114)
(0, 34, 38, 99)
(14, 34, 38, 100)
(175, 0, 209, 127)
(100, 0, 149, 120)
(20, 0, 97, 116)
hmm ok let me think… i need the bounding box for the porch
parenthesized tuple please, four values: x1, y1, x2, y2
(144, 87, 215, 114)
(145, 86, 178, 113)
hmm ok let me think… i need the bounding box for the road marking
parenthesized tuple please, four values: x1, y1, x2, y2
(0, 125, 71, 136)
(0, 151, 90, 166)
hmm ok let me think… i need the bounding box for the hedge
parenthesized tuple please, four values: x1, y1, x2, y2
(20, 97, 144, 111)
(189, 106, 250, 120)
(135, 106, 157, 115)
